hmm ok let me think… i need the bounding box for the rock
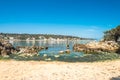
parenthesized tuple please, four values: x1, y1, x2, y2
(15, 46, 20, 52)
(0, 42, 3, 46)
(65, 49, 71, 54)
(45, 47, 48, 50)
(116, 47, 120, 54)
(45, 58, 51, 61)
(0, 41, 19, 56)
(59, 51, 64, 54)
(73, 41, 120, 53)
(3, 55, 10, 58)
(73, 44, 87, 52)
(43, 54, 47, 57)
(66, 44, 70, 49)
(1, 49, 7, 56)
(54, 55, 60, 58)
(18, 46, 44, 54)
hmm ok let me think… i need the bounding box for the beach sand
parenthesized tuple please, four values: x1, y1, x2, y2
(0, 60, 120, 80)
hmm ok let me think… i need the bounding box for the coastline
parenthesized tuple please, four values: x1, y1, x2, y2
(0, 60, 120, 80)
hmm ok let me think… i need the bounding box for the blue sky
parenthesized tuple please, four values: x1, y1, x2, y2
(0, 0, 120, 39)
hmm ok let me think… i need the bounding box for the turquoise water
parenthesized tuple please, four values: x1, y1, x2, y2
(9, 40, 94, 61)
(5, 40, 120, 62)
(10, 40, 91, 50)
(10, 40, 91, 52)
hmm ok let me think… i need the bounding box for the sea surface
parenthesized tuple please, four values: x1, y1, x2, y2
(8, 40, 120, 62)
(9, 40, 93, 61)
(10, 40, 91, 51)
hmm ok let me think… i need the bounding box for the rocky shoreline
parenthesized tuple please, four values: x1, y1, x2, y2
(1, 39, 120, 58)
(0, 40, 19, 56)
(73, 41, 120, 54)
(0, 40, 47, 57)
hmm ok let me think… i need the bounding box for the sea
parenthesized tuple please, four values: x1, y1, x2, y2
(9, 40, 94, 61)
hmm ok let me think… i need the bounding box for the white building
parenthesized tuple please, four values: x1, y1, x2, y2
(39, 36, 46, 40)
(32, 37, 35, 41)
(48, 37, 56, 41)
(26, 38, 30, 41)
(9, 37, 14, 40)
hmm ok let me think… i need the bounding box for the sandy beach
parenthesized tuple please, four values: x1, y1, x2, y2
(0, 60, 120, 80)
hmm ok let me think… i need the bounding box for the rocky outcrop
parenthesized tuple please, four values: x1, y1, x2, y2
(18, 46, 44, 54)
(73, 41, 120, 53)
(0, 40, 47, 57)
(65, 49, 71, 54)
(0, 41, 18, 56)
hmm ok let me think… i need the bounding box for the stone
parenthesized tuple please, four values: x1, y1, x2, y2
(18, 46, 44, 54)
(54, 55, 60, 58)
(59, 51, 64, 54)
(73, 41, 120, 53)
(65, 49, 71, 54)
(0, 40, 19, 56)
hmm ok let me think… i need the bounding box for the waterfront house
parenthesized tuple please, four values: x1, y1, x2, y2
(9, 37, 14, 40)
(39, 36, 46, 41)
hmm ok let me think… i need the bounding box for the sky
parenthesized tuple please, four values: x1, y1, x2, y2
(0, 0, 120, 39)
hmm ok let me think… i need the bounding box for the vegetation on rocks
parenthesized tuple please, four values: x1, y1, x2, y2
(104, 25, 120, 42)
(73, 41, 120, 53)
(73, 25, 120, 54)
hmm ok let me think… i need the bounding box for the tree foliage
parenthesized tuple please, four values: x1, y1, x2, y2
(104, 25, 120, 42)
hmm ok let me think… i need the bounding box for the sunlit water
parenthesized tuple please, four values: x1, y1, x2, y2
(8, 40, 120, 62)
(9, 40, 93, 61)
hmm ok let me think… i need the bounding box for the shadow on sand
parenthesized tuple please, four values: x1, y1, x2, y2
(110, 76, 120, 80)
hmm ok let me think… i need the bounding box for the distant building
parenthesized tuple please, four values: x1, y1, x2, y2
(48, 37, 56, 41)
(57, 38, 60, 41)
(44, 38, 47, 41)
(26, 38, 30, 41)
(32, 37, 35, 41)
(9, 37, 14, 40)
(39, 36, 46, 40)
